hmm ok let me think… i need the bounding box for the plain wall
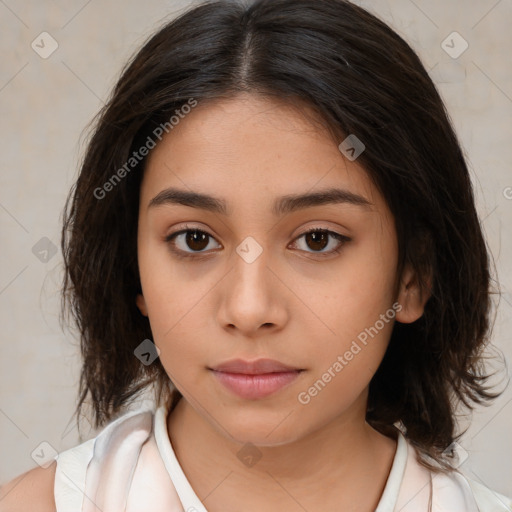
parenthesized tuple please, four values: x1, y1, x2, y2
(1, 0, 511, 498)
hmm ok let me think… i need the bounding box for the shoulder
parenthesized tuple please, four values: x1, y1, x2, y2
(0, 407, 156, 512)
(54, 407, 154, 511)
(0, 461, 57, 512)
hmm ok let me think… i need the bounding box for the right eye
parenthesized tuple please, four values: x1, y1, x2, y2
(165, 225, 221, 258)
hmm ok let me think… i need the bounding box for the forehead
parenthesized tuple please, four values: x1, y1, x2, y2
(140, 93, 382, 212)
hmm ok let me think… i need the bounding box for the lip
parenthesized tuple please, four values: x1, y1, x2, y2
(209, 358, 304, 400)
(210, 358, 302, 374)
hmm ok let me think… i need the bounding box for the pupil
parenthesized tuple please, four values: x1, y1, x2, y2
(187, 230, 208, 251)
(307, 231, 328, 251)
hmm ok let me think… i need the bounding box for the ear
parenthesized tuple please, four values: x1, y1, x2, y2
(395, 264, 431, 324)
(136, 293, 148, 317)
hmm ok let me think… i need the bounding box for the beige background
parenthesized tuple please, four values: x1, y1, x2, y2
(1, 0, 511, 499)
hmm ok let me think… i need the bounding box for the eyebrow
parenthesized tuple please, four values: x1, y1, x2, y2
(148, 187, 373, 216)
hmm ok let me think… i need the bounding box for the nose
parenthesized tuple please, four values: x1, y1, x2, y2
(217, 240, 289, 338)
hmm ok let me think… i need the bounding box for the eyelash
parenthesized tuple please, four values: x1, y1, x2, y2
(164, 224, 351, 260)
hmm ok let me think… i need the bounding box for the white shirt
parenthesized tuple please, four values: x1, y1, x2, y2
(53, 400, 512, 511)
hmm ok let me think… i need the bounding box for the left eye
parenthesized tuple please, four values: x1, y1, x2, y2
(165, 227, 350, 258)
(291, 228, 350, 256)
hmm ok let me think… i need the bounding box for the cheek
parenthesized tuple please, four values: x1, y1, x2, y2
(311, 254, 396, 337)
(299, 244, 397, 387)
(143, 282, 210, 382)
(137, 244, 216, 372)
(138, 239, 201, 331)
(296, 309, 394, 416)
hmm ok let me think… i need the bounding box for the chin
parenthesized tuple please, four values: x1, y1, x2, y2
(214, 409, 306, 447)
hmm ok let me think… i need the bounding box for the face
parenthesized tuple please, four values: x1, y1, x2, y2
(136, 93, 426, 446)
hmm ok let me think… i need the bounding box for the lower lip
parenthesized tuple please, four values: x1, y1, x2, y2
(211, 370, 302, 400)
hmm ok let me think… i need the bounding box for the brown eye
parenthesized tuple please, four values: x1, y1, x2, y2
(183, 230, 210, 251)
(165, 226, 350, 260)
(304, 231, 329, 251)
(165, 227, 221, 257)
(292, 228, 351, 256)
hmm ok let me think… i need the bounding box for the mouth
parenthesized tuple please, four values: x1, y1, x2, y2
(208, 358, 305, 400)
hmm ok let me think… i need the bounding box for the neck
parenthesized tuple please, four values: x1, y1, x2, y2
(166, 396, 398, 511)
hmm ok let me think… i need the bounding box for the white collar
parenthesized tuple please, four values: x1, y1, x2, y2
(154, 404, 208, 511)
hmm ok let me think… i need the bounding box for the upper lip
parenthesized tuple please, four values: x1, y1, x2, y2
(210, 358, 303, 375)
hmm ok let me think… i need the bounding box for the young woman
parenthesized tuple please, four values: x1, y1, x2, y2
(2, 0, 511, 510)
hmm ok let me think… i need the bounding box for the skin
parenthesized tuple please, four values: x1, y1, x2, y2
(136, 93, 429, 511)
(0, 462, 56, 511)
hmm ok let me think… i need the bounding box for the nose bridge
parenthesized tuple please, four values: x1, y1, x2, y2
(232, 234, 272, 298)
(220, 234, 285, 332)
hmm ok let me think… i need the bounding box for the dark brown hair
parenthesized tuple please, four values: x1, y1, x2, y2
(61, 0, 505, 472)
